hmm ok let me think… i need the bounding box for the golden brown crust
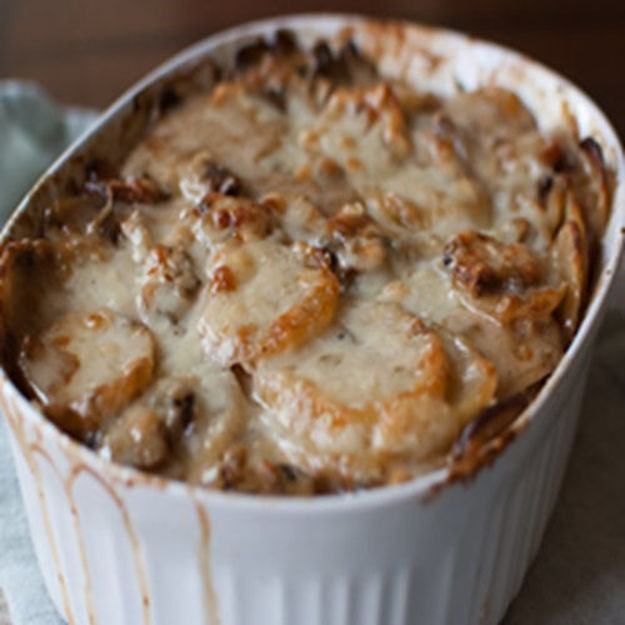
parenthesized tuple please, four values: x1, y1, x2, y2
(255, 302, 497, 477)
(18, 310, 155, 438)
(0, 28, 611, 494)
(443, 230, 543, 297)
(199, 240, 340, 367)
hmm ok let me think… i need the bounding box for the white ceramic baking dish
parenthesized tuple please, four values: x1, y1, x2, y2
(1, 14, 624, 625)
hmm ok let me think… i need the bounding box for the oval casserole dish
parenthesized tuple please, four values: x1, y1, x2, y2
(1, 14, 624, 625)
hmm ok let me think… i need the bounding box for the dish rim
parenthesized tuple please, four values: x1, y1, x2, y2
(1, 12, 624, 513)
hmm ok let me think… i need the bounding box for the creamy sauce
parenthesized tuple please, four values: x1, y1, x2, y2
(0, 32, 609, 493)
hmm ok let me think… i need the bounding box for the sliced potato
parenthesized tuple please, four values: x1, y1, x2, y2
(462, 316, 563, 399)
(578, 137, 611, 244)
(198, 239, 340, 367)
(554, 191, 589, 341)
(255, 301, 496, 477)
(19, 310, 155, 437)
(319, 83, 413, 159)
(399, 265, 564, 400)
(444, 87, 536, 148)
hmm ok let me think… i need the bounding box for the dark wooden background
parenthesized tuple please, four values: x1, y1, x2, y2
(1, 0, 624, 136)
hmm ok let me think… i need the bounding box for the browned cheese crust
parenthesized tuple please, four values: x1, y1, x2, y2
(0, 30, 612, 494)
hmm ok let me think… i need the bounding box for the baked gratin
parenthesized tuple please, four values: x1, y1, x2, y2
(0, 31, 612, 494)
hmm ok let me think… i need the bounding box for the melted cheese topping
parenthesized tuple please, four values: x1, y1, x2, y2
(2, 33, 609, 494)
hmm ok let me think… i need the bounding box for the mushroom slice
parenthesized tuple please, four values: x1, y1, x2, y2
(198, 239, 340, 367)
(19, 310, 155, 438)
(0, 239, 58, 344)
(85, 175, 169, 204)
(182, 366, 248, 485)
(443, 229, 565, 324)
(255, 301, 496, 477)
(100, 368, 245, 478)
(178, 151, 243, 202)
(101, 404, 170, 470)
(443, 230, 542, 296)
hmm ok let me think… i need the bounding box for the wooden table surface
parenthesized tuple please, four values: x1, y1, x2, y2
(1, 0, 624, 137)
